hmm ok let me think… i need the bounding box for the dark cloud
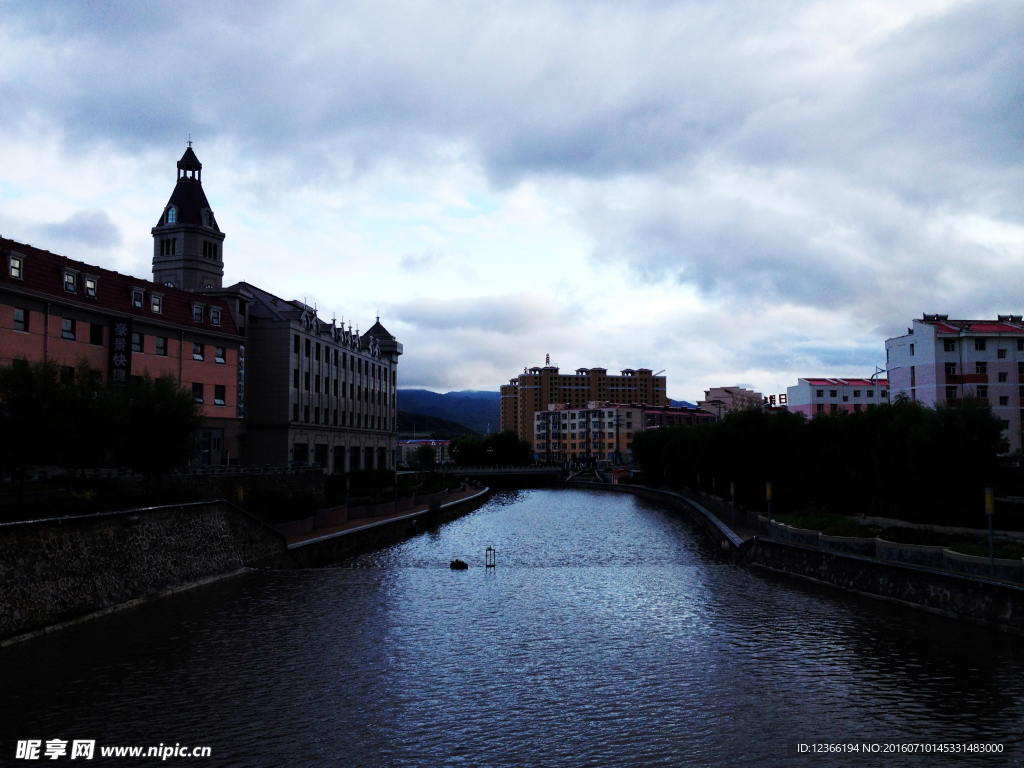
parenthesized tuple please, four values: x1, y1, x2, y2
(36, 210, 122, 250)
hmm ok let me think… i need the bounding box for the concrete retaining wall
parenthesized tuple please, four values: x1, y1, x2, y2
(0, 501, 288, 644)
(875, 538, 946, 569)
(943, 550, 1024, 582)
(819, 533, 877, 557)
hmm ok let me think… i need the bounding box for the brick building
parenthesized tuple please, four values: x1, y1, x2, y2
(1, 237, 244, 464)
(500, 359, 667, 445)
(147, 146, 401, 471)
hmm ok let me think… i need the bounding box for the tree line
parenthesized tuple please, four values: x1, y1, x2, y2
(630, 398, 1009, 526)
(0, 358, 203, 481)
(449, 430, 533, 466)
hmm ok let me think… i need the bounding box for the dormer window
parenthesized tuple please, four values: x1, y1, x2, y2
(8, 254, 23, 279)
(202, 210, 212, 227)
(63, 271, 77, 293)
(164, 281, 174, 288)
(150, 293, 163, 314)
(192, 303, 204, 322)
(166, 207, 177, 224)
(210, 308, 221, 326)
(131, 288, 144, 309)
(84, 276, 98, 298)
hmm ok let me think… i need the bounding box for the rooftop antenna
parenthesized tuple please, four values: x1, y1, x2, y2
(188, 134, 192, 147)
(546, 353, 550, 365)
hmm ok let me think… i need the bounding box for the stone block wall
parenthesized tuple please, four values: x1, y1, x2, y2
(0, 501, 287, 643)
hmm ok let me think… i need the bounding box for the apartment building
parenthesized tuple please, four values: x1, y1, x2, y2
(696, 386, 763, 418)
(1, 236, 243, 464)
(501, 358, 667, 444)
(886, 314, 1024, 452)
(786, 377, 889, 417)
(533, 402, 645, 465)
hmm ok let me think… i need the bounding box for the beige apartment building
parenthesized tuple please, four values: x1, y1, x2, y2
(696, 386, 763, 419)
(500, 359, 667, 444)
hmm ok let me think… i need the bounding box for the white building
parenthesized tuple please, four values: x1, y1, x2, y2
(397, 439, 450, 466)
(886, 314, 1024, 452)
(787, 377, 889, 417)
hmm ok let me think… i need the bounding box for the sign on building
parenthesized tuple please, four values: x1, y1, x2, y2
(108, 317, 132, 391)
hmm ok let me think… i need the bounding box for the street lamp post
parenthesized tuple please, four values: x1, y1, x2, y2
(766, 481, 773, 536)
(986, 487, 995, 576)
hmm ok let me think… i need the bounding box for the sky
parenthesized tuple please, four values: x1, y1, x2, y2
(0, 1, 1021, 402)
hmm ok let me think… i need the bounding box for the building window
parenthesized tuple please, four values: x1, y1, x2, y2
(998, 348, 1007, 359)
(944, 340, 955, 352)
(854, 404, 862, 412)
(315, 342, 321, 361)
(946, 386, 957, 399)
(192, 304, 204, 322)
(193, 343, 204, 361)
(210, 308, 221, 326)
(155, 337, 167, 356)
(131, 289, 143, 308)
(910, 344, 914, 356)
(304, 405, 310, 423)
(333, 380, 339, 396)
(314, 407, 320, 424)
(192, 383, 204, 403)
(333, 410, 338, 425)
(13, 308, 27, 332)
(830, 403, 838, 412)
(214, 385, 226, 406)
(151, 294, 163, 313)
(865, 390, 873, 398)
(292, 403, 299, 421)
(829, 390, 837, 398)
(9, 255, 23, 279)
(64, 272, 76, 292)
(999, 372, 1008, 383)
(305, 339, 311, 357)
(214, 347, 226, 364)
(816, 389, 823, 398)
(1019, 340, 1024, 352)
(976, 362, 987, 375)
(167, 207, 177, 224)
(293, 369, 299, 389)
(304, 371, 310, 390)
(978, 386, 988, 399)
(86, 322, 102, 346)
(60, 366, 75, 384)
(84, 277, 97, 298)
(945, 362, 957, 376)
(61, 317, 75, 340)
(294, 334, 300, 354)
(314, 374, 320, 393)
(131, 332, 143, 353)
(853, 390, 860, 398)
(976, 339, 986, 351)
(1000, 396, 1009, 406)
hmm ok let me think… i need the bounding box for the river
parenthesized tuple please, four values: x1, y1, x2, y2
(2, 489, 1023, 766)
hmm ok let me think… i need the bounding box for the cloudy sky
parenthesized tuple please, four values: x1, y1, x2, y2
(1, 1, 1021, 400)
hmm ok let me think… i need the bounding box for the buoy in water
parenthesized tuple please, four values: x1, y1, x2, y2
(450, 559, 468, 570)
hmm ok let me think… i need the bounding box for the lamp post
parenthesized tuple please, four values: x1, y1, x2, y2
(730, 481, 736, 529)
(986, 487, 995, 576)
(766, 481, 773, 535)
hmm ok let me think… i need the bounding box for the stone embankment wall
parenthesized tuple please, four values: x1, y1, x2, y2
(0, 501, 287, 645)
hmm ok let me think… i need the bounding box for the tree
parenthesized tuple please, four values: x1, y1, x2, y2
(121, 374, 204, 478)
(414, 444, 436, 470)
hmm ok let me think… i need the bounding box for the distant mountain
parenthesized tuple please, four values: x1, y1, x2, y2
(671, 399, 699, 409)
(396, 390, 501, 435)
(397, 410, 478, 440)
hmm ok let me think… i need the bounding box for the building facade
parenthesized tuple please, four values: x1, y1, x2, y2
(1, 237, 244, 464)
(786, 377, 889, 418)
(397, 439, 450, 466)
(696, 386, 763, 419)
(886, 314, 1024, 452)
(146, 146, 402, 472)
(501, 360, 668, 445)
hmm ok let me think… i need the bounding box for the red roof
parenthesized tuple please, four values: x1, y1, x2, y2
(802, 378, 887, 387)
(0, 237, 238, 335)
(933, 322, 1024, 334)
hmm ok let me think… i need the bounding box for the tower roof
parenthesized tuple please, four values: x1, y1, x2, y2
(155, 146, 219, 231)
(364, 318, 393, 339)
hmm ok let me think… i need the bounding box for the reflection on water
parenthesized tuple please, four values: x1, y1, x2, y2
(2, 489, 1023, 766)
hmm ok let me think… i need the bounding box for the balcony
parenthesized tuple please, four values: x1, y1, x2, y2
(946, 398, 990, 407)
(945, 373, 988, 385)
